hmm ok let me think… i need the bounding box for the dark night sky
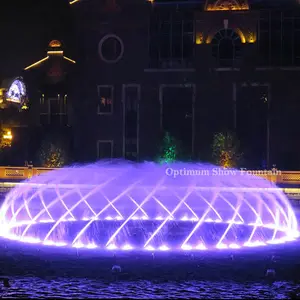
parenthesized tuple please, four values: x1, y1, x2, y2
(0, 0, 73, 81)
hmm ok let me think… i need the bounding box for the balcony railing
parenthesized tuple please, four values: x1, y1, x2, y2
(0, 166, 300, 186)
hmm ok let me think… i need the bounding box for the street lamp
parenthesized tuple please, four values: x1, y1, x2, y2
(3, 130, 12, 140)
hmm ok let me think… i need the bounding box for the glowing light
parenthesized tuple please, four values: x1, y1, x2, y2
(69, 0, 80, 4)
(73, 242, 84, 248)
(87, 243, 97, 249)
(107, 244, 117, 250)
(205, 0, 249, 11)
(229, 243, 240, 249)
(206, 28, 246, 44)
(247, 32, 256, 43)
(181, 244, 193, 250)
(56, 242, 67, 247)
(235, 28, 246, 44)
(0, 161, 298, 252)
(49, 40, 62, 48)
(24, 57, 49, 70)
(196, 33, 204, 45)
(244, 241, 265, 247)
(43, 240, 55, 246)
(159, 245, 169, 251)
(145, 245, 155, 251)
(47, 51, 64, 55)
(216, 243, 228, 249)
(3, 130, 12, 140)
(195, 243, 207, 250)
(122, 244, 133, 250)
(21, 103, 29, 110)
(6, 79, 26, 104)
(0, 88, 4, 104)
(63, 56, 76, 64)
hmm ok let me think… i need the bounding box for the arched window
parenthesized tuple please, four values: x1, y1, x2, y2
(211, 29, 242, 66)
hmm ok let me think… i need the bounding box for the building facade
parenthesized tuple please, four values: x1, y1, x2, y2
(0, 40, 76, 165)
(23, 40, 76, 165)
(70, 0, 300, 169)
(0, 77, 29, 165)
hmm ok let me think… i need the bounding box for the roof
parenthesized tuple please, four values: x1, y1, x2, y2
(69, 0, 300, 6)
(24, 40, 76, 71)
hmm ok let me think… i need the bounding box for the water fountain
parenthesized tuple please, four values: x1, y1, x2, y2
(0, 160, 298, 252)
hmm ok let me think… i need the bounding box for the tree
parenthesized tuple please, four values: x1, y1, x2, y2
(212, 131, 242, 168)
(156, 132, 179, 163)
(37, 135, 69, 168)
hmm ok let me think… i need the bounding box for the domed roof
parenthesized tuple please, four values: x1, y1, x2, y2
(48, 40, 62, 48)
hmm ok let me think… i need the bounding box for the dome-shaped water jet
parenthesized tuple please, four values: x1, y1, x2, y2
(0, 161, 298, 252)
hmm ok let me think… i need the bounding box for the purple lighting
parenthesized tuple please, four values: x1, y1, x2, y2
(0, 161, 298, 252)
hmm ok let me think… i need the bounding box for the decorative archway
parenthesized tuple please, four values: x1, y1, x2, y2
(205, 0, 249, 11)
(0, 77, 29, 110)
(211, 29, 242, 65)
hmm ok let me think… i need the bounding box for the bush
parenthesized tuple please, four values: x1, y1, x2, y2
(212, 132, 242, 168)
(37, 135, 70, 167)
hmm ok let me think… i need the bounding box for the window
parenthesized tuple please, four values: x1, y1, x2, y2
(97, 140, 113, 159)
(161, 85, 194, 156)
(125, 139, 137, 160)
(98, 34, 124, 63)
(282, 18, 293, 65)
(97, 85, 113, 114)
(237, 84, 269, 168)
(211, 29, 242, 66)
(258, 10, 300, 66)
(39, 93, 68, 126)
(49, 97, 60, 114)
(40, 94, 48, 114)
(40, 93, 48, 125)
(123, 85, 140, 160)
(50, 94, 67, 125)
(295, 19, 300, 65)
(148, 10, 194, 69)
(125, 86, 138, 113)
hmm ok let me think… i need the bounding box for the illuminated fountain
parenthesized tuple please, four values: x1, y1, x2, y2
(0, 160, 298, 252)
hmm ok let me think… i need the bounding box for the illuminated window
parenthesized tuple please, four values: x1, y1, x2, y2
(97, 140, 113, 159)
(98, 34, 124, 63)
(148, 11, 194, 69)
(97, 85, 113, 114)
(211, 29, 242, 66)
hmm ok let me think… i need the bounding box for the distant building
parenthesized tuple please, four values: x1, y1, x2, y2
(0, 40, 76, 165)
(24, 40, 75, 127)
(0, 76, 30, 165)
(70, 0, 300, 169)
